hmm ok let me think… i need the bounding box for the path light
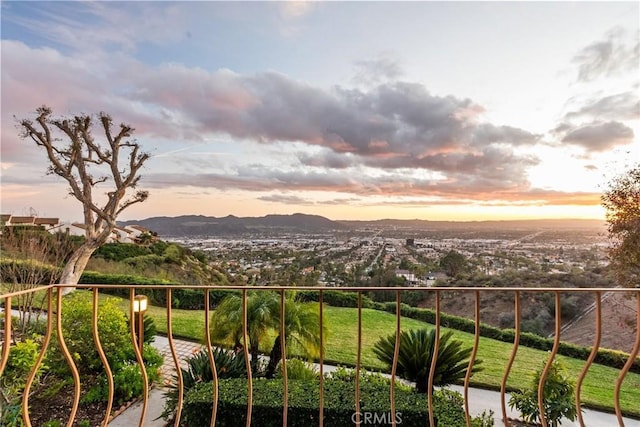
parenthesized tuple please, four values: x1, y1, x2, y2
(133, 294, 148, 354)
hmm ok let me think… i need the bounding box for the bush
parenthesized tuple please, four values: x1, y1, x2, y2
(51, 293, 132, 373)
(296, 290, 375, 308)
(181, 377, 472, 426)
(1, 338, 46, 427)
(47, 292, 163, 404)
(276, 358, 319, 381)
(93, 243, 151, 262)
(509, 360, 577, 426)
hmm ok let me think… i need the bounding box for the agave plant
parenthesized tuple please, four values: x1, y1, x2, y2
(373, 328, 482, 393)
(162, 347, 246, 420)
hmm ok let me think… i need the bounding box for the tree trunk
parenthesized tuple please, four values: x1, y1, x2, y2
(265, 335, 282, 379)
(415, 374, 428, 393)
(250, 344, 260, 375)
(58, 241, 99, 294)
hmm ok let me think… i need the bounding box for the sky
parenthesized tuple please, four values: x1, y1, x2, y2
(1, 1, 638, 222)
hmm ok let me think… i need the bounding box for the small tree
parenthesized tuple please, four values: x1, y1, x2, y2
(439, 250, 468, 277)
(18, 106, 150, 291)
(0, 226, 77, 334)
(601, 164, 640, 288)
(509, 359, 578, 427)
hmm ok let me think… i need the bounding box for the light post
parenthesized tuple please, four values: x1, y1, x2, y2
(132, 295, 148, 354)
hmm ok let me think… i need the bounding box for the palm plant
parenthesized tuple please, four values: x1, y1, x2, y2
(373, 328, 482, 393)
(209, 291, 323, 377)
(265, 296, 322, 378)
(210, 291, 279, 374)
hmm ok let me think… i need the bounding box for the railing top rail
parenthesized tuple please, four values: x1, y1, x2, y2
(69, 284, 639, 293)
(0, 284, 55, 299)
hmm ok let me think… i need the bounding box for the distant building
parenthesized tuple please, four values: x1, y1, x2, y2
(406, 238, 414, 247)
(394, 269, 417, 285)
(1, 214, 60, 231)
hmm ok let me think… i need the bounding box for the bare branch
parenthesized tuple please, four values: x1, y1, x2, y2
(17, 106, 151, 288)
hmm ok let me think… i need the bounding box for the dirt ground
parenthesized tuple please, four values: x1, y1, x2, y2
(560, 292, 638, 353)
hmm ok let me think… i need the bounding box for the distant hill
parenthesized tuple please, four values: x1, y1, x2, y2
(119, 213, 345, 237)
(120, 214, 606, 238)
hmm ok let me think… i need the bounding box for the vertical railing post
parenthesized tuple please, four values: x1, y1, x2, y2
(390, 290, 401, 427)
(427, 290, 440, 427)
(22, 288, 54, 427)
(242, 289, 253, 427)
(0, 295, 12, 376)
(501, 290, 520, 427)
(167, 288, 183, 426)
(538, 291, 562, 427)
(280, 289, 288, 426)
(91, 288, 114, 427)
(204, 288, 218, 427)
(129, 289, 148, 427)
(57, 287, 81, 427)
(576, 291, 601, 427)
(615, 292, 640, 426)
(319, 289, 324, 427)
(464, 290, 480, 427)
(355, 291, 362, 426)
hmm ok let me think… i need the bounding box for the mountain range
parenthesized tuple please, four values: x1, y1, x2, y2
(120, 213, 606, 238)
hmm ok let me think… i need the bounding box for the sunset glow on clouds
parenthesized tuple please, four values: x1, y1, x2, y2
(1, 2, 638, 222)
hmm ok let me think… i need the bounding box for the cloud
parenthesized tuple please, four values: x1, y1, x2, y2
(3, 2, 191, 54)
(3, 36, 593, 211)
(560, 121, 634, 152)
(352, 54, 404, 86)
(297, 150, 355, 169)
(565, 92, 640, 121)
(257, 194, 315, 205)
(278, 1, 316, 20)
(572, 28, 640, 82)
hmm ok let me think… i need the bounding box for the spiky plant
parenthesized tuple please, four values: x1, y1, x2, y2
(373, 328, 482, 393)
(162, 347, 246, 420)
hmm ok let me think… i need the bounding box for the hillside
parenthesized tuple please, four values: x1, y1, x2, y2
(120, 213, 345, 237)
(120, 214, 606, 238)
(418, 289, 637, 354)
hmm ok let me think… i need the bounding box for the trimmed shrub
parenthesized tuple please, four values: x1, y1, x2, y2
(181, 378, 470, 426)
(297, 290, 375, 308)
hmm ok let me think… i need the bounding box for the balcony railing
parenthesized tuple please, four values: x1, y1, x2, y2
(1, 284, 639, 427)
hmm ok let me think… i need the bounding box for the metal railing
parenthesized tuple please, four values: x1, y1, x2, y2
(1, 284, 639, 427)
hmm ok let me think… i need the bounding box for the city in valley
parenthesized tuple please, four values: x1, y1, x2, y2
(152, 216, 609, 288)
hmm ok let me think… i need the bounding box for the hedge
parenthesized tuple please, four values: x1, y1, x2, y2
(79, 271, 236, 309)
(297, 290, 376, 308)
(379, 302, 640, 374)
(182, 378, 469, 426)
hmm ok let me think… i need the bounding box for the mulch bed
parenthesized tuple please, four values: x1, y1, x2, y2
(26, 375, 136, 427)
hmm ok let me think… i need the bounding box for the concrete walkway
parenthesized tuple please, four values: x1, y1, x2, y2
(109, 336, 202, 427)
(109, 336, 640, 426)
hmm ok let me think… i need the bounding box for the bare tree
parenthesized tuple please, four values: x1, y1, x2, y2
(602, 164, 640, 288)
(18, 106, 150, 292)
